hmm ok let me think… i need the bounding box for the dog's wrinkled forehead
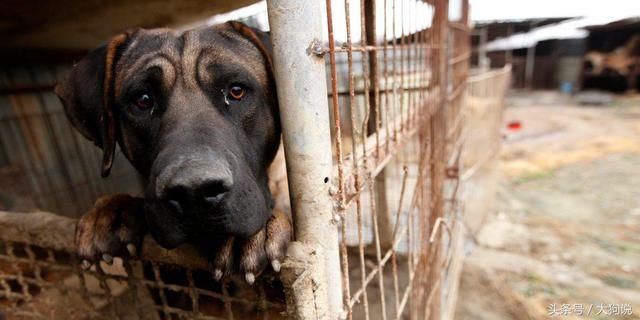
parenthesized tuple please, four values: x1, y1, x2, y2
(113, 26, 268, 96)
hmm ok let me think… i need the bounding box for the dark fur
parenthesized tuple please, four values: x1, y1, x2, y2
(56, 21, 290, 278)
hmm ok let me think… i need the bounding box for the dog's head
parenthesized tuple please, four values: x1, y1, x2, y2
(55, 22, 280, 249)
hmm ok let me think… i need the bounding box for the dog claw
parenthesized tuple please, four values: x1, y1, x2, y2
(126, 243, 137, 256)
(271, 260, 281, 272)
(245, 272, 255, 285)
(102, 253, 113, 265)
(81, 259, 92, 270)
(74, 194, 146, 272)
(213, 269, 223, 281)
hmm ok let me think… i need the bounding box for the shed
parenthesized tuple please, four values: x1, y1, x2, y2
(480, 15, 639, 90)
(581, 18, 640, 92)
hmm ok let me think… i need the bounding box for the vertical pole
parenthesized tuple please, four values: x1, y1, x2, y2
(364, 0, 393, 250)
(266, 1, 343, 319)
(525, 44, 536, 90)
(427, 0, 448, 319)
(479, 27, 488, 70)
(505, 24, 514, 66)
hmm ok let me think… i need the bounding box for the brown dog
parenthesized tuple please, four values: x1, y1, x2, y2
(55, 21, 291, 283)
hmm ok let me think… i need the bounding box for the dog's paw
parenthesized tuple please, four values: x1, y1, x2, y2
(211, 209, 292, 284)
(75, 194, 146, 268)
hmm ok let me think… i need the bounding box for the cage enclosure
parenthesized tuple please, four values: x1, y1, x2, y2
(0, 0, 510, 319)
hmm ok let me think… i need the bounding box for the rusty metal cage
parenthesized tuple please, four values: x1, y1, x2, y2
(0, 1, 515, 319)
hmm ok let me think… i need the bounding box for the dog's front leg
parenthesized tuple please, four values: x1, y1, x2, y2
(210, 209, 292, 284)
(74, 194, 146, 268)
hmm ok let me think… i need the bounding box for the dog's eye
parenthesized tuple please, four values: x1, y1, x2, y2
(228, 86, 246, 101)
(134, 92, 154, 111)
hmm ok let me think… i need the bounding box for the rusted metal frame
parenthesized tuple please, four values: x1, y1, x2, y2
(410, 7, 423, 132)
(448, 51, 470, 65)
(411, 112, 431, 319)
(390, 166, 409, 314)
(121, 260, 146, 320)
(423, 216, 457, 320)
(448, 21, 469, 32)
(405, 0, 415, 140)
(407, 115, 434, 319)
(0, 211, 283, 315)
(337, 88, 441, 207)
(365, 0, 381, 159)
(321, 43, 439, 54)
(362, 2, 392, 318)
(391, 0, 399, 142)
(409, 10, 430, 278)
(330, 1, 354, 319)
(411, 1, 424, 132)
(137, 277, 284, 311)
(400, 128, 438, 319)
(348, 219, 410, 309)
(367, 168, 389, 314)
(446, 117, 464, 159)
(398, 0, 406, 135)
(5, 242, 32, 301)
(446, 81, 466, 102)
(395, 257, 419, 318)
(324, 4, 353, 317)
(338, 115, 419, 206)
(425, 0, 448, 319)
(323, 0, 347, 208)
(331, 84, 432, 96)
(382, 0, 391, 156)
(342, 0, 370, 318)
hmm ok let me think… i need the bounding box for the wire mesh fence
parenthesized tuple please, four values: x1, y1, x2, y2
(0, 1, 511, 319)
(0, 211, 288, 319)
(316, 0, 471, 318)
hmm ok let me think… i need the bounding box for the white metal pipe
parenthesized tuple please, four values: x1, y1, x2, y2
(266, 1, 343, 318)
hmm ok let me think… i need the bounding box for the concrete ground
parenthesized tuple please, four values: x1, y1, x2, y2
(455, 91, 640, 320)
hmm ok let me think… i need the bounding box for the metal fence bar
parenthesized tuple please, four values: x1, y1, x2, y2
(266, 1, 343, 319)
(425, 1, 449, 319)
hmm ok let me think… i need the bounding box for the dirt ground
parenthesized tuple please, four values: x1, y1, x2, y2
(455, 91, 640, 319)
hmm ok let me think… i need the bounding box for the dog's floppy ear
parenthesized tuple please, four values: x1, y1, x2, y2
(225, 21, 274, 76)
(55, 31, 132, 177)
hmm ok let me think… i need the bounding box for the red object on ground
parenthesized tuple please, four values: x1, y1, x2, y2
(507, 121, 522, 130)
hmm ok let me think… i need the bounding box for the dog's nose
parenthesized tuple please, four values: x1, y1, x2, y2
(163, 177, 233, 213)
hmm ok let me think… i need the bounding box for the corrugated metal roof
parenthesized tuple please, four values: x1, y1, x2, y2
(485, 15, 640, 51)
